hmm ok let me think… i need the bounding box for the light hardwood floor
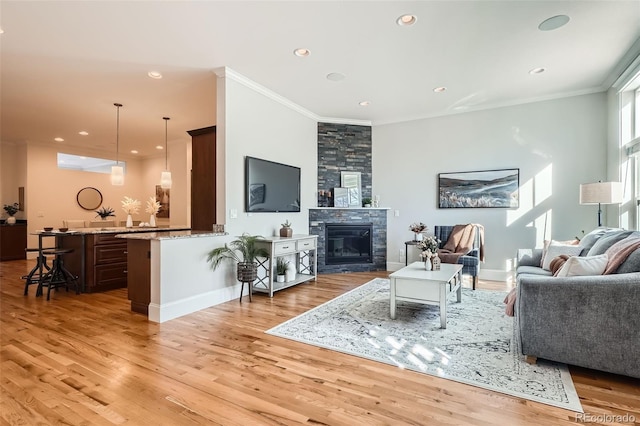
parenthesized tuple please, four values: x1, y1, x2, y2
(1, 259, 639, 425)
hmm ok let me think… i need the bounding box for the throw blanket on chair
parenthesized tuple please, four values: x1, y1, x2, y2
(438, 223, 485, 263)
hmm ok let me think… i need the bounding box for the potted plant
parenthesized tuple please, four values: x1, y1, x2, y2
(280, 220, 293, 238)
(207, 234, 270, 301)
(276, 257, 289, 283)
(409, 222, 427, 241)
(95, 206, 116, 220)
(3, 203, 19, 225)
(362, 197, 372, 208)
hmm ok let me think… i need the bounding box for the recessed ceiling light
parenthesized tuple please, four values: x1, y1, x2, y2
(359, 101, 371, 107)
(529, 67, 546, 75)
(396, 14, 417, 26)
(0, 28, 4, 34)
(156, 145, 164, 150)
(293, 48, 310, 57)
(78, 130, 89, 136)
(326, 72, 346, 82)
(54, 137, 64, 142)
(538, 15, 570, 31)
(130, 150, 138, 154)
(433, 87, 447, 93)
(148, 71, 163, 79)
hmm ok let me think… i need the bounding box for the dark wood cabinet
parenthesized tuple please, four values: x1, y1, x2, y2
(60, 233, 127, 293)
(188, 125, 217, 231)
(85, 233, 128, 292)
(126, 239, 151, 315)
(0, 223, 27, 261)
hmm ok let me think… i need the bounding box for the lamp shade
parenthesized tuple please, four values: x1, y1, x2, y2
(579, 182, 623, 205)
(160, 171, 172, 189)
(110, 165, 124, 186)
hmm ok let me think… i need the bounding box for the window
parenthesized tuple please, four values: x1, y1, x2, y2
(620, 76, 640, 230)
(57, 153, 125, 174)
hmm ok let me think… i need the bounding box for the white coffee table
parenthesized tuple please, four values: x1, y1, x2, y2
(389, 262, 463, 329)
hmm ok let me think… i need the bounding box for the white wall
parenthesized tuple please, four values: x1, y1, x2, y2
(217, 70, 318, 238)
(373, 93, 608, 277)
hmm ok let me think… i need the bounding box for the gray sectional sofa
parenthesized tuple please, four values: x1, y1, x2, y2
(515, 228, 640, 378)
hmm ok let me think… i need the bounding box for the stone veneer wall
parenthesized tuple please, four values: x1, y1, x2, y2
(317, 123, 372, 200)
(309, 208, 387, 273)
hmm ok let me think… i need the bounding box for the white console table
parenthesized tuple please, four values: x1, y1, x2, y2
(253, 235, 318, 297)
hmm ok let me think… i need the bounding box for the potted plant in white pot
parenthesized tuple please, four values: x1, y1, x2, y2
(207, 234, 269, 302)
(3, 203, 19, 225)
(276, 257, 288, 283)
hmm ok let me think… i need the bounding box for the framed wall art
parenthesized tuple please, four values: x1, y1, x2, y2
(156, 185, 170, 218)
(438, 168, 519, 208)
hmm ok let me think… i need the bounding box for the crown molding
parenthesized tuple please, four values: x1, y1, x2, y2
(213, 67, 372, 127)
(373, 87, 605, 127)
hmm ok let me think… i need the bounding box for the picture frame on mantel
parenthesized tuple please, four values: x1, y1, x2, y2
(340, 171, 362, 207)
(438, 168, 519, 208)
(333, 188, 349, 208)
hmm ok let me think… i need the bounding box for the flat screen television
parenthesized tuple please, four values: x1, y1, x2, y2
(245, 156, 301, 212)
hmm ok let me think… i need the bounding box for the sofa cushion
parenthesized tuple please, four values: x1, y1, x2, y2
(541, 241, 583, 271)
(578, 228, 620, 255)
(516, 265, 553, 277)
(614, 248, 640, 274)
(587, 231, 634, 256)
(555, 254, 608, 277)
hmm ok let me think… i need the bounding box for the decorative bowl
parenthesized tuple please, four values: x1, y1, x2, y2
(43, 227, 53, 231)
(58, 227, 69, 232)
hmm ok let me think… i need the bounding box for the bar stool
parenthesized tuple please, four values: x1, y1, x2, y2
(38, 248, 79, 300)
(22, 247, 54, 295)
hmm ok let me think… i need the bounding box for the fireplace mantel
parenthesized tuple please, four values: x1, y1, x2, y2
(309, 207, 390, 211)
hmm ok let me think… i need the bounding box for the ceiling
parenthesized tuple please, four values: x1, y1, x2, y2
(2, 1, 640, 158)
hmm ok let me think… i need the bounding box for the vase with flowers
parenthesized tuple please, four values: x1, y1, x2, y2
(3, 203, 19, 225)
(146, 196, 161, 227)
(417, 235, 441, 270)
(409, 222, 427, 241)
(121, 196, 141, 227)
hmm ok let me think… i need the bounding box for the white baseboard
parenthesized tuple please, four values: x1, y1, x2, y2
(148, 283, 241, 323)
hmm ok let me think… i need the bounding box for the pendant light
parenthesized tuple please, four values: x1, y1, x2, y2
(160, 116, 172, 189)
(110, 103, 124, 186)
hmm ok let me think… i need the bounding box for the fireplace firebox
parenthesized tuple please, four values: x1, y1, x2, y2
(325, 223, 373, 265)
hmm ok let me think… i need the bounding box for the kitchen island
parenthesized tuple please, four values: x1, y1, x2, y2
(54, 226, 190, 293)
(117, 230, 233, 322)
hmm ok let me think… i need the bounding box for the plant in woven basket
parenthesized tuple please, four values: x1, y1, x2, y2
(206, 234, 269, 282)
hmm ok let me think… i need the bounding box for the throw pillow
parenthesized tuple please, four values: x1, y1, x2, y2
(586, 231, 633, 256)
(549, 254, 570, 276)
(541, 241, 583, 271)
(578, 228, 621, 255)
(614, 248, 640, 274)
(540, 238, 579, 267)
(555, 254, 608, 277)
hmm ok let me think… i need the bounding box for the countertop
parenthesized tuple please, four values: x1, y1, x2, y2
(115, 230, 227, 240)
(32, 226, 190, 235)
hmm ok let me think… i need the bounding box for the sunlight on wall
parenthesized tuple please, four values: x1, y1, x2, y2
(507, 164, 553, 229)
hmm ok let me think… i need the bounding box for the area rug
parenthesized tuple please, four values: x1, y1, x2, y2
(266, 278, 583, 412)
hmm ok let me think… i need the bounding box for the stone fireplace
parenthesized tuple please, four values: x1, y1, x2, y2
(309, 208, 387, 274)
(311, 122, 386, 273)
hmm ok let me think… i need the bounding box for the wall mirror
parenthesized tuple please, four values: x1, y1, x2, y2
(340, 171, 362, 207)
(77, 187, 103, 210)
